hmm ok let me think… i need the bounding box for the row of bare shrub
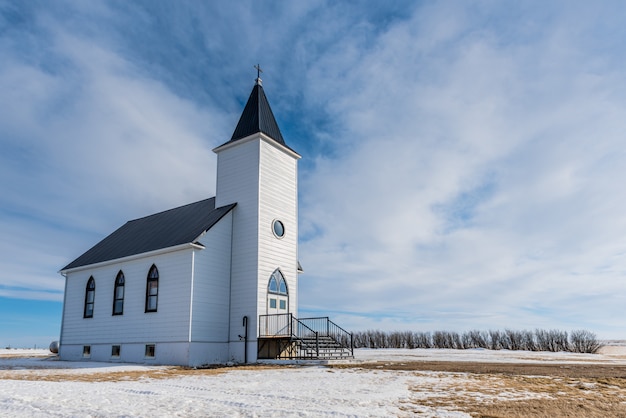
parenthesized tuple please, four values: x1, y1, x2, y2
(351, 329, 602, 353)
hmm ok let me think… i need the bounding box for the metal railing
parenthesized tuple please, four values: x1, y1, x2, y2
(298, 316, 354, 357)
(258, 314, 353, 358)
(259, 313, 294, 337)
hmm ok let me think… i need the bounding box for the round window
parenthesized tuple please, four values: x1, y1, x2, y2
(272, 220, 285, 238)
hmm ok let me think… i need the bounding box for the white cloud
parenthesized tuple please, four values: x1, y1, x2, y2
(0, 6, 228, 299)
(298, 2, 626, 338)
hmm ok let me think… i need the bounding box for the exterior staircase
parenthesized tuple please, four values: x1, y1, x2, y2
(258, 314, 354, 360)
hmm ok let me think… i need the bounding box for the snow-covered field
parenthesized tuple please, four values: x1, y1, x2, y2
(2, 346, 626, 417)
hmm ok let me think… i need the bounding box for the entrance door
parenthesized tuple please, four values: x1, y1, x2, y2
(267, 294, 288, 315)
(267, 269, 289, 315)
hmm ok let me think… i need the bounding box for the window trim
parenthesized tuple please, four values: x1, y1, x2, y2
(112, 271, 125, 316)
(145, 265, 159, 313)
(83, 277, 95, 318)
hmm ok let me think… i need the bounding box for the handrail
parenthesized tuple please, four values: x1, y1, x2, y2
(292, 317, 318, 338)
(259, 314, 353, 359)
(297, 316, 352, 337)
(259, 313, 317, 338)
(295, 316, 353, 355)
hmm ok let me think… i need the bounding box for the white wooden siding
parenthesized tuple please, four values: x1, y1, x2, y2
(215, 138, 262, 350)
(60, 248, 194, 347)
(60, 210, 235, 365)
(190, 212, 233, 343)
(215, 134, 299, 363)
(258, 140, 299, 322)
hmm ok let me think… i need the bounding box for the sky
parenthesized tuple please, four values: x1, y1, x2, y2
(1, 0, 626, 348)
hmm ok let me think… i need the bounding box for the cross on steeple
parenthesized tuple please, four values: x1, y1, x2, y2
(254, 64, 263, 86)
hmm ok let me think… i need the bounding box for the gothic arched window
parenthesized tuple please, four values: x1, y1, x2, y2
(145, 265, 159, 312)
(112, 271, 125, 315)
(268, 270, 288, 296)
(267, 269, 288, 312)
(84, 277, 95, 318)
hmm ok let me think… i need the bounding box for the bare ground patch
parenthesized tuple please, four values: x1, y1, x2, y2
(332, 362, 626, 417)
(408, 373, 626, 417)
(0, 364, 284, 382)
(331, 361, 626, 378)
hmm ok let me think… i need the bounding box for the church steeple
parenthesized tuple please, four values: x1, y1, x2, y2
(229, 69, 286, 146)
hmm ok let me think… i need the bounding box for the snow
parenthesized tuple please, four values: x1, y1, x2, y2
(1, 367, 423, 417)
(353, 346, 626, 364)
(2, 346, 626, 417)
(0, 349, 51, 358)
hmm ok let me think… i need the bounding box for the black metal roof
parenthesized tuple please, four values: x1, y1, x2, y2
(62, 198, 236, 271)
(230, 82, 285, 145)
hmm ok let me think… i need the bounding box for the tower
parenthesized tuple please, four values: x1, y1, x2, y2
(213, 73, 300, 362)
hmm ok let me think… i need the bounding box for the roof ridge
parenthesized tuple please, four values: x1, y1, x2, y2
(128, 197, 215, 223)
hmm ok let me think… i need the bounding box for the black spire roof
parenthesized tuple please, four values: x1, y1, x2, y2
(229, 80, 285, 145)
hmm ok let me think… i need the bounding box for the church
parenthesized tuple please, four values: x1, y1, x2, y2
(58, 72, 353, 366)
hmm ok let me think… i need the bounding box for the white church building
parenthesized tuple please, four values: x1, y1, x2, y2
(58, 74, 352, 366)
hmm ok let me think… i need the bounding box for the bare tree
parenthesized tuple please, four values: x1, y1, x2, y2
(570, 330, 603, 353)
(350, 328, 603, 354)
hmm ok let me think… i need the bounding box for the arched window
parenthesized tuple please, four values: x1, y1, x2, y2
(112, 271, 125, 315)
(268, 275, 278, 293)
(145, 265, 159, 312)
(267, 269, 288, 313)
(84, 277, 95, 318)
(268, 270, 288, 296)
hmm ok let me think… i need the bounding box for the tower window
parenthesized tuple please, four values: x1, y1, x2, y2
(267, 269, 289, 314)
(272, 220, 285, 238)
(269, 276, 278, 293)
(268, 270, 288, 295)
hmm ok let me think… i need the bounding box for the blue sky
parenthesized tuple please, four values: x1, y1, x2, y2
(2, 0, 626, 347)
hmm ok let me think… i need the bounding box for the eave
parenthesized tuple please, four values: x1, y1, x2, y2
(212, 132, 301, 160)
(59, 242, 205, 276)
